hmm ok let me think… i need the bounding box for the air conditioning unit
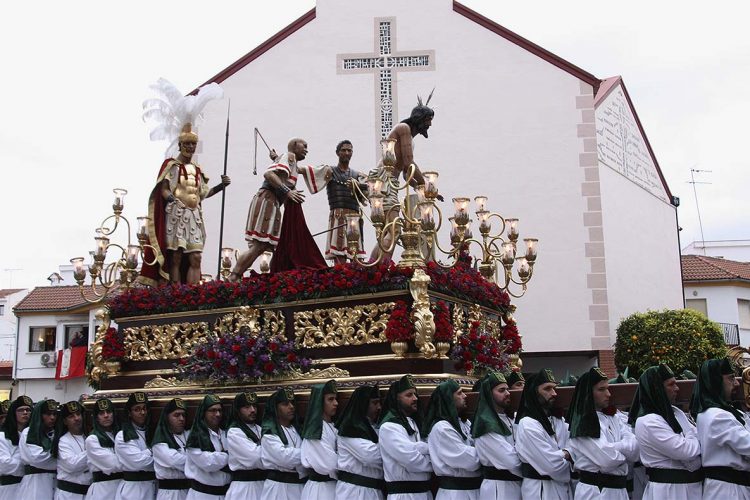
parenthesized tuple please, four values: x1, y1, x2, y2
(40, 353, 57, 368)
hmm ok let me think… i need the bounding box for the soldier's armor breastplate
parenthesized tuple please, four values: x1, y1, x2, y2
(173, 163, 200, 209)
(327, 167, 360, 211)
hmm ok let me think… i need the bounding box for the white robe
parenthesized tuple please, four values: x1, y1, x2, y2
(378, 417, 433, 500)
(515, 416, 572, 500)
(427, 420, 480, 500)
(697, 407, 750, 499)
(0, 431, 24, 499)
(475, 414, 522, 500)
(260, 426, 305, 500)
(115, 428, 155, 500)
(301, 421, 338, 500)
(569, 411, 638, 500)
(18, 427, 56, 499)
(185, 429, 229, 500)
(335, 434, 384, 500)
(225, 425, 264, 500)
(85, 433, 122, 500)
(154, 431, 189, 500)
(634, 407, 702, 500)
(55, 433, 92, 500)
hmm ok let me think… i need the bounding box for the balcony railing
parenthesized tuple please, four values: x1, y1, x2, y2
(720, 322, 740, 346)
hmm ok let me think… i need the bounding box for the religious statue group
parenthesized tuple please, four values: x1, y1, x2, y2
(139, 80, 437, 286)
(0, 358, 748, 499)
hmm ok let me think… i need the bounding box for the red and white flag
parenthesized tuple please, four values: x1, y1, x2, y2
(55, 346, 87, 379)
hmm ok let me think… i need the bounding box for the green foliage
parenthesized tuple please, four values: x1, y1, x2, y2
(614, 308, 727, 378)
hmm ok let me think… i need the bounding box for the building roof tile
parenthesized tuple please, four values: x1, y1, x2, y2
(682, 254, 750, 282)
(13, 285, 111, 313)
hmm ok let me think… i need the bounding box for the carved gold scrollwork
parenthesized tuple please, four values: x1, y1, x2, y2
(468, 304, 482, 325)
(410, 268, 436, 359)
(262, 310, 286, 339)
(88, 308, 111, 383)
(124, 322, 210, 361)
(452, 305, 465, 343)
(743, 367, 750, 409)
(213, 306, 261, 336)
(144, 375, 200, 388)
(293, 303, 395, 348)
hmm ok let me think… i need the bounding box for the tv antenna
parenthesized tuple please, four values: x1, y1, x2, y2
(688, 168, 712, 255)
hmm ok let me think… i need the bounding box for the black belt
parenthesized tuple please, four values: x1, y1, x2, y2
(337, 470, 384, 490)
(308, 470, 335, 482)
(190, 480, 229, 496)
(266, 470, 307, 484)
(157, 478, 190, 490)
(646, 467, 704, 484)
(437, 475, 483, 490)
(578, 470, 628, 490)
(23, 465, 55, 475)
(704, 466, 750, 487)
(385, 480, 432, 494)
(0, 475, 22, 486)
(123, 470, 156, 481)
(92, 471, 124, 482)
(482, 466, 522, 482)
(57, 479, 90, 495)
(521, 462, 552, 481)
(231, 469, 267, 481)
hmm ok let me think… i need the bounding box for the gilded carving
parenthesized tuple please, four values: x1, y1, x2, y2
(410, 268, 436, 359)
(743, 367, 750, 409)
(88, 308, 111, 383)
(294, 303, 394, 348)
(262, 310, 287, 339)
(214, 306, 261, 336)
(124, 322, 210, 361)
(144, 375, 200, 389)
(452, 305, 465, 343)
(144, 365, 350, 388)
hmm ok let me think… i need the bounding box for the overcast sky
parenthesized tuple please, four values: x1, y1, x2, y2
(2, 0, 748, 290)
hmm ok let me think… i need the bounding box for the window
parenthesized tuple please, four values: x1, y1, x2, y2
(65, 324, 89, 348)
(0, 305, 4, 316)
(685, 298, 707, 316)
(739, 300, 750, 330)
(29, 327, 56, 352)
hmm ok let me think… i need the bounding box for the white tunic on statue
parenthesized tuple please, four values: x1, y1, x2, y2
(635, 407, 702, 500)
(18, 427, 56, 498)
(301, 420, 338, 499)
(225, 424, 264, 500)
(115, 428, 156, 500)
(475, 413, 522, 500)
(55, 433, 93, 500)
(335, 433, 384, 500)
(378, 417, 433, 500)
(260, 426, 305, 500)
(516, 416, 572, 500)
(85, 432, 123, 500)
(568, 411, 638, 500)
(428, 420, 481, 500)
(0, 431, 24, 499)
(697, 407, 750, 500)
(154, 431, 190, 500)
(185, 429, 229, 500)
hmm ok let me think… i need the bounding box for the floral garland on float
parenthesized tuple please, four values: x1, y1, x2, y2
(450, 320, 518, 376)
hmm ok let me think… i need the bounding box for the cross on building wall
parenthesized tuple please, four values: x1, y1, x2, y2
(337, 17, 435, 148)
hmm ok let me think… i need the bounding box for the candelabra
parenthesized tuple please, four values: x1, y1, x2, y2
(69, 188, 157, 303)
(219, 248, 272, 280)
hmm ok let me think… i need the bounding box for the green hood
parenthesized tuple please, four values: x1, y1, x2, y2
(691, 358, 743, 423)
(471, 371, 511, 438)
(631, 364, 682, 433)
(1, 395, 33, 446)
(228, 392, 262, 444)
(423, 380, 464, 439)
(186, 394, 224, 452)
(336, 385, 379, 443)
(506, 371, 525, 388)
(91, 398, 120, 449)
(26, 399, 59, 452)
(122, 392, 152, 443)
(380, 375, 422, 436)
(515, 369, 557, 436)
(302, 380, 337, 440)
(261, 387, 300, 446)
(567, 367, 608, 438)
(52, 401, 85, 458)
(152, 398, 187, 450)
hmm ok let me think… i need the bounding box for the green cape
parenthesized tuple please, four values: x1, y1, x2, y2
(228, 392, 261, 444)
(631, 364, 682, 433)
(152, 398, 188, 450)
(186, 394, 224, 452)
(122, 391, 152, 443)
(52, 401, 85, 458)
(422, 380, 465, 439)
(515, 369, 557, 436)
(567, 367, 608, 438)
(336, 385, 380, 443)
(261, 387, 300, 446)
(302, 380, 338, 440)
(91, 398, 119, 448)
(380, 375, 422, 436)
(1, 395, 32, 446)
(26, 399, 59, 452)
(690, 358, 743, 423)
(471, 371, 511, 438)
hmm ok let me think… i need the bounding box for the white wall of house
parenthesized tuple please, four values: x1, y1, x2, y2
(0, 289, 28, 361)
(684, 282, 750, 346)
(682, 240, 750, 261)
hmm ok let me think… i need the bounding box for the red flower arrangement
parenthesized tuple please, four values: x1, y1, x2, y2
(451, 321, 509, 374)
(385, 300, 413, 342)
(101, 327, 125, 361)
(502, 321, 523, 354)
(432, 300, 453, 342)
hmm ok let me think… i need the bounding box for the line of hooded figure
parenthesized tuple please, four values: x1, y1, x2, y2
(0, 358, 746, 500)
